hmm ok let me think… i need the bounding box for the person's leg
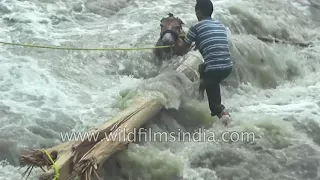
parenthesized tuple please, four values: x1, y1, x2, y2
(204, 67, 232, 117)
(198, 63, 206, 99)
(205, 80, 222, 116)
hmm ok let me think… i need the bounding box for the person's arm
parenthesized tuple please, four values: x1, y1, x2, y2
(176, 26, 197, 55)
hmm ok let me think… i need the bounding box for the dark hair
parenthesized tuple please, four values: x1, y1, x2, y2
(195, 0, 213, 17)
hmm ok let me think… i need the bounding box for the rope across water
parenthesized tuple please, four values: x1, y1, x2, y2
(0, 41, 173, 51)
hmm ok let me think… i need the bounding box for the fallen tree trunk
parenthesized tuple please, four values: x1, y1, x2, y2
(69, 52, 204, 180)
(32, 96, 163, 180)
(70, 98, 163, 180)
(19, 51, 204, 180)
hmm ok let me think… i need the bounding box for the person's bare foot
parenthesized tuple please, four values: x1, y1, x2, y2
(218, 111, 231, 126)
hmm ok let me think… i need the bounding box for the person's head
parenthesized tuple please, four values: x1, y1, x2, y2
(195, 0, 213, 21)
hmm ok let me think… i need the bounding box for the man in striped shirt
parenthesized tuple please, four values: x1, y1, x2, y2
(176, 0, 232, 123)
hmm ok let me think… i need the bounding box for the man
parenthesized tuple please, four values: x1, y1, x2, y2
(176, 0, 233, 123)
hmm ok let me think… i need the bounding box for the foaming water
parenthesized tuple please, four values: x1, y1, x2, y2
(0, 0, 320, 179)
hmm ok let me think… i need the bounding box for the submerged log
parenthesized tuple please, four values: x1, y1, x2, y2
(19, 51, 204, 180)
(256, 36, 312, 47)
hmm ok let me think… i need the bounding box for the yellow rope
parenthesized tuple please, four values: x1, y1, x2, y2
(0, 41, 173, 51)
(40, 149, 59, 180)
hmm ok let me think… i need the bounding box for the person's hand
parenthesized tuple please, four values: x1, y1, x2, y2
(179, 32, 185, 40)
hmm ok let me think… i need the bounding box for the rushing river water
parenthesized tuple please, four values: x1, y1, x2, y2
(1, 0, 320, 179)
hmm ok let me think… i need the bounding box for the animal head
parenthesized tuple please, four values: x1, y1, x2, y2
(159, 13, 185, 46)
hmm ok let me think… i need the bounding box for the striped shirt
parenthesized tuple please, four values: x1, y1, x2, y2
(184, 17, 233, 72)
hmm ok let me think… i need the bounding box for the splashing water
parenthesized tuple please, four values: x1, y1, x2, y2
(0, 0, 320, 179)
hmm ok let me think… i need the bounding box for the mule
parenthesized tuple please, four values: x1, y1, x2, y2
(153, 13, 205, 100)
(153, 13, 188, 66)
